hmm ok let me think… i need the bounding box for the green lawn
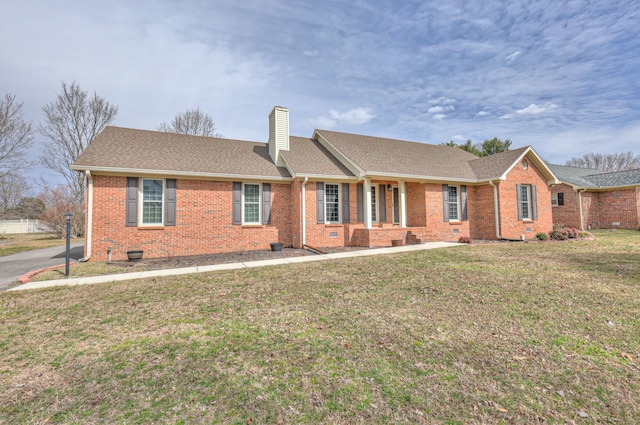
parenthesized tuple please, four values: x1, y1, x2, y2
(1, 230, 638, 424)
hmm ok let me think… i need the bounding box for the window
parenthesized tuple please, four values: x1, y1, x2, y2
(371, 185, 378, 222)
(551, 192, 564, 206)
(448, 185, 459, 221)
(443, 184, 466, 222)
(142, 179, 164, 225)
(325, 183, 340, 223)
(243, 183, 261, 224)
(520, 184, 531, 219)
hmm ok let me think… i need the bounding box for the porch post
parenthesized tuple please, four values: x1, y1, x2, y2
(399, 181, 407, 228)
(364, 178, 372, 229)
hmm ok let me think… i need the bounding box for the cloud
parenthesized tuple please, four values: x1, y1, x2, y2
(501, 103, 559, 119)
(505, 51, 521, 62)
(315, 107, 375, 128)
(303, 50, 318, 56)
(476, 111, 490, 117)
(516, 103, 559, 115)
(429, 97, 456, 105)
(432, 114, 446, 121)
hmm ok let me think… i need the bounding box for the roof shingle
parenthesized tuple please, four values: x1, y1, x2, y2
(280, 137, 355, 178)
(314, 130, 480, 180)
(72, 126, 291, 179)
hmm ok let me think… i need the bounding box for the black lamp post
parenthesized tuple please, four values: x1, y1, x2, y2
(65, 212, 72, 277)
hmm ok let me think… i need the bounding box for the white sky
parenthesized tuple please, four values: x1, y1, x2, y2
(2, 0, 639, 183)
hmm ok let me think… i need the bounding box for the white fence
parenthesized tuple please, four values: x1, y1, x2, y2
(0, 219, 44, 234)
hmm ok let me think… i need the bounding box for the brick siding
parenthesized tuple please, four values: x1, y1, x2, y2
(551, 185, 640, 230)
(496, 159, 553, 240)
(86, 156, 558, 260)
(89, 176, 291, 261)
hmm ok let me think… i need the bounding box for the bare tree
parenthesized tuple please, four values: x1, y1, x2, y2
(38, 184, 85, 237)
(159, 107, 223, 137)
(564, 152, 640, 172)
(0, 172, 31, 216)
(0, 93, 33, 177)
(39, 81, 118, 203)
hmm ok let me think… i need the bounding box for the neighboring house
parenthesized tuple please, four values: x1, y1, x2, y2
(548, 164, 640, 230)
(71, 106, 559, 261)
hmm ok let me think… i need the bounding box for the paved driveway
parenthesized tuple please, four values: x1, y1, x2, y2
(0, 242, 84, 291)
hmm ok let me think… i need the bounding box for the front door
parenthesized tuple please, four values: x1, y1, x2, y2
(392, 187, 400, 224)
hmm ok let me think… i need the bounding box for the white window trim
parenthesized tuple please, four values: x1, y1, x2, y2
(521, 184, 532, 220)
(448, 185, 461, 222)
(371, 184, 379, 223)
(324, 183, 341, 224)
(140, 178, 165, 226)
(242, 182, 262, 225)
(551, 193, 559, 207)
(391, 186, 400, 224)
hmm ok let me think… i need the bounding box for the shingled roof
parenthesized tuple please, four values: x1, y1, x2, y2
(71, 126, 291, 179)
(73, 125, 558, 184)
(549, 164, 640, 189)
(314, 130, 479, 180)
(280, 137, 355, 178)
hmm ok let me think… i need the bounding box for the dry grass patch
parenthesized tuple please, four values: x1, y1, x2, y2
(1, 230, 639, 424)
(0, 233, 81, 257)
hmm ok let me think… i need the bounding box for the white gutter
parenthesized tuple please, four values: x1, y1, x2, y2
(489, 180, 502, 239)
(79, 170, 93, 262)
(69, 166, 293, 182)
(301, 177, 308, 246)
(578, 189, 586, 230)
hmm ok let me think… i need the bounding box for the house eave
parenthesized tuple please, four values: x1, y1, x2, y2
(69, 165, 293, 182)
(499, 147, 560, 185)
(364, 171, 479, 183)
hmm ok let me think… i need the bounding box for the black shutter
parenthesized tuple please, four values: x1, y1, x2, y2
(516, 184, 523, 220)
(532, 185, 538, 220)
(342, 183, 350, 223)
(126, 177, 138, 227)
(262, 183, 271, 224)
(558, 192, 564, 206)
(316, 182, 324, 224)
(232, 182, 242, 225)
(356, 183, 364, 222)
(379, 185, 387, 222)
(442, 184, 449, 222)
(461, 185, 467, 221)
(165, 179, 176, 226)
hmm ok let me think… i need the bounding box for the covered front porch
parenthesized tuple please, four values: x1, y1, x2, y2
(351, 179, 428, 248)
(350, 226, 429, 248)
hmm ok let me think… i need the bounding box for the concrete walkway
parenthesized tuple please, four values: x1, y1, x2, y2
(8, 242, 461, 292)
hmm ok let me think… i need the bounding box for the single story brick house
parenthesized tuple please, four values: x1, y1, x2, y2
(71, 106, 560, 261)
(548, 164, 640, 230)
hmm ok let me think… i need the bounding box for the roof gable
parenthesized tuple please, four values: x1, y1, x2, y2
(314, 129, 479, 180)
(470, 146, 559, 183)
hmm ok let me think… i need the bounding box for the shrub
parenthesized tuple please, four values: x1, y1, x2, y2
(549, 230, 569, 241)
(563, 227, 578, 239)
(535, 232, 548, 241)
(458, 236, 472, 244)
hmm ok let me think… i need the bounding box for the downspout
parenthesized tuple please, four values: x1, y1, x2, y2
(301, 177, 308, 246)
(79, 170, 93, 262)
(489, 180, 502, 239)
(578, 189, 586, 231)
